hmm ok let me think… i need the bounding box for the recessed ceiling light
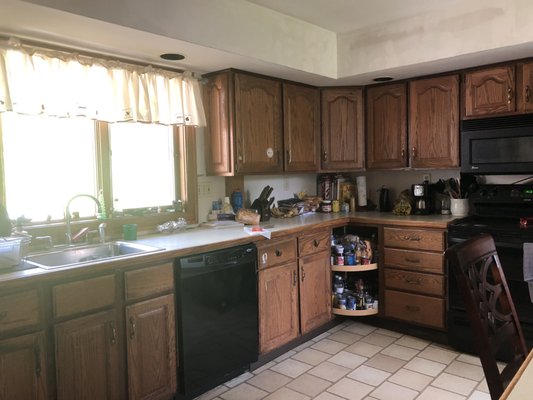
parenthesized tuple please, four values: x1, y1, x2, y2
(160, 53, 185, 61)
(373, 76, 394, 82)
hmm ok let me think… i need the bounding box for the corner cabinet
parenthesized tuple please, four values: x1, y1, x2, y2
(321, 88, 365, 171)
(202, 70, 283, 175)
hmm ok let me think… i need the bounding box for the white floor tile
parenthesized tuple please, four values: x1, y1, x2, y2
(360, 332, 397, 347)
(311, 338, 348, 354)
(219, 383, 269, 400)
(418, 345, 459, 365)
(274, 350, 296, 362)
(343, 322, 377, 336)
(247, 369, 292, 392)
(445, 360, 485, 381)
(286, 373, 331, 397)
(312, 332, 331, 342)
(253, 361, 277, 375)
(374, 328, 403, 338)
(456, 353, 482, 366)
(431, 372, 478, 396)
(380, 344, 419, 361)
(328, 330, 363, 345)
(345, 341, 383, 358)
(369, 381, 418, 400)
(313, 392, 346, 400)
(270, 358, 312, 378)
(347, 365, 391, 386)
(467, 390, 491, 400)
(292, 347, 331, 366)
(364, 353, 407, 373)
(328, 350, 367, 369)
(388, 368, 433, 391)
(262, 387, 310, 400)
(394, 335, 430, 350)
(308, 361, 351, 382)
(417, 386, 466, 400)
(194, 384, 229, 400)
(327, 377, 374, 400)
(403, 356, 446, 377)
(224, 372, 254, 388)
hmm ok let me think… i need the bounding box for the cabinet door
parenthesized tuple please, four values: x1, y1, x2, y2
(517, 62, 533, 113)
(234, 73, 282, 174)
(55, 310, 124, 400)
(299, 250, 332, 334)
(258, 262, 299, 354)
(366, 83, 407, 169)
(203, 71, 234, 176)
(0, 332, 48, 400)
(321, 88, 364, 171)
(283, 83, 320, 172)
(409, 75, 459, 168)
(126, 294, 176, 400)
(464, 65, 515, 117)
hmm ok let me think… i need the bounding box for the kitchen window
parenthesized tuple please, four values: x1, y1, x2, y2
(0, 112, 197, 226)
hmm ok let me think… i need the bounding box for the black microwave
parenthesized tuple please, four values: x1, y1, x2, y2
(461, 115, 533, 174)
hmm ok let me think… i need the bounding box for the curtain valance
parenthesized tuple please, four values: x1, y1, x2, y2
(0, 38, 206, 126)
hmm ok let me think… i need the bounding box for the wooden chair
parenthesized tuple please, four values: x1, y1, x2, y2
(445, 233, 528, 399)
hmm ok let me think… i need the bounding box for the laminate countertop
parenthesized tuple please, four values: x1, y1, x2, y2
(0, 211, 457, 287)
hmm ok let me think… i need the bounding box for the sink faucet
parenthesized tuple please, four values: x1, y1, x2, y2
(65, 194, 103, 245)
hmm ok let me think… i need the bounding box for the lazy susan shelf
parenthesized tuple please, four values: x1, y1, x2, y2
(331, 263, 378, 272)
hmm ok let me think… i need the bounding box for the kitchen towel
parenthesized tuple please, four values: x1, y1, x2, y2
(523, 243, 533, 302)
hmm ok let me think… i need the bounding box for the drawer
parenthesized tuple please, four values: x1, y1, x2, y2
(298, 230, 330, 256)
(385, 268, 445, 297)
(384, 248, 444, 274)
(53, 274, 116, 319)
(384, 289, 445, 330)
(125, 262, 174, 301)
(257, 237, 297, 269)
(0, 289, 40, 334)
(383, 227, 445, 251)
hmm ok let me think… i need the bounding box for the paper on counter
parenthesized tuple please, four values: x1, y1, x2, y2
(244, 226, 272, 239)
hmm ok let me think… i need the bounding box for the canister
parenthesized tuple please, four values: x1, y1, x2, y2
(332, 200, 340, 213)
(321, 200, 332, 213)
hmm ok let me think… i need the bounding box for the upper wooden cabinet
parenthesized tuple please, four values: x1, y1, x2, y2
(463, 62, 533, 118)
(366, 83, 408, 169)
(203, 70, 283, 175)
(321, 88, 365, 171)
(283, 83, 320, 172)
(409, 75, 460, 168)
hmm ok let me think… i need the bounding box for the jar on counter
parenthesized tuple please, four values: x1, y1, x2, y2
(321, 200, 332, 213)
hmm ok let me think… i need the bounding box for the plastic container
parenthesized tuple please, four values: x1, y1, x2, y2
(0, 237, 29, 269)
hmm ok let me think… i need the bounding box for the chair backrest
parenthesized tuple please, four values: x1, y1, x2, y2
(445, 233, 528, 399)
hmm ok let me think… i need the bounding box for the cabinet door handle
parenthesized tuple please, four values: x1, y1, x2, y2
(526, 86, 531, 103)
(275, 249, 283, 257)
(292, 270, 297, 286)
(411, 147, 417, 159)
(129, 317, 136, 340)
(313, 239, 320, 247)
(110, 322, 117, 345)
(323, 151, 328, 161)
(405, 258, 421, 264)
(261, 252, 268, 264)
(401, 149, 406, 159)
(287, 149, 292, 163)
(508, 86, 513, 104)
(301, 267, 305, 282)
(405, 305, 421, 312)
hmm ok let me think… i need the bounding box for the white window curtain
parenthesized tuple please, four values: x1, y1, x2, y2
(0, 38, 206, 126)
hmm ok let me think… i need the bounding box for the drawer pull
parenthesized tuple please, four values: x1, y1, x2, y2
(405, 278, 422, 285)
(405, 305, 421, 312)
(0, 311, 7, 321)
(261, 253, 268, 264)
(404, 258, 421, 263)
(301, 267, 306, 282)
(275, 249, 283, 257)
(402, 235, 421, 242)
(313, 239, 320, 247)
(292, 270, 297, 286)
(129, 317, 136, 340)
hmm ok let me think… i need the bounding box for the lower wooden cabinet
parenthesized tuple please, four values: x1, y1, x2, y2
(54, 310, 124, 400)
(258, 262, 299, 354)
(126, 294, 177, 400)
(299, 250, 332, 334)
(0, 332, 48, 400)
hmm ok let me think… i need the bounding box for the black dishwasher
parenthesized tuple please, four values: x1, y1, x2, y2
(175, 243, 258, 399)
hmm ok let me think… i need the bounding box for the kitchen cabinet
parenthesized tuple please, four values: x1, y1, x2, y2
(463, 62, 533, 118)
(382, 226, 446, 330)
(366, 83, 408, 169)
(203, 70, 283, 175)
(52, 273, 125, 400)
(257, 237, 299, 354)
(124, 263, 176, 400)
(0, 287, 48, 400)
(0, 332, 48, 400)
(283, 83, 320, 172)
(409, 74, 460, 168)
(298, 230, 332, 334)
(257, 229, 331, 353)
(54, 309, 123, 400)
(321, 88, 365, 171)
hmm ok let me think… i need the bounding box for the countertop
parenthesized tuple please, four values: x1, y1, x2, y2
(0, 211, 457, 287)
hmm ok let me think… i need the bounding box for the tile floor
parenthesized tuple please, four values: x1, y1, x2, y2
(194, 320, 497, 400)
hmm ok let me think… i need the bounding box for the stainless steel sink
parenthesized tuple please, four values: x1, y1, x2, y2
(24, 241, 163, 269)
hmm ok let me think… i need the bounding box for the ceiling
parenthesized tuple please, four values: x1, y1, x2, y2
(0, 0, 531, 86)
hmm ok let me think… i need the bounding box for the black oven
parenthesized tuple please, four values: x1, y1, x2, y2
(447, 184, 533, 355)
(461, 114, 533, 174)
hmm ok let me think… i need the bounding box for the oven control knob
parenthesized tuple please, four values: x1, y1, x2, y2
(489, 188, 498, 198)
(479, 189, 488, 198)
(511, 189, 519, 198)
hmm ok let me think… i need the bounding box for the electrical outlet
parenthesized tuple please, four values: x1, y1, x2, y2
(422, 173, 431, 183)
(197, 181, 213, 197)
